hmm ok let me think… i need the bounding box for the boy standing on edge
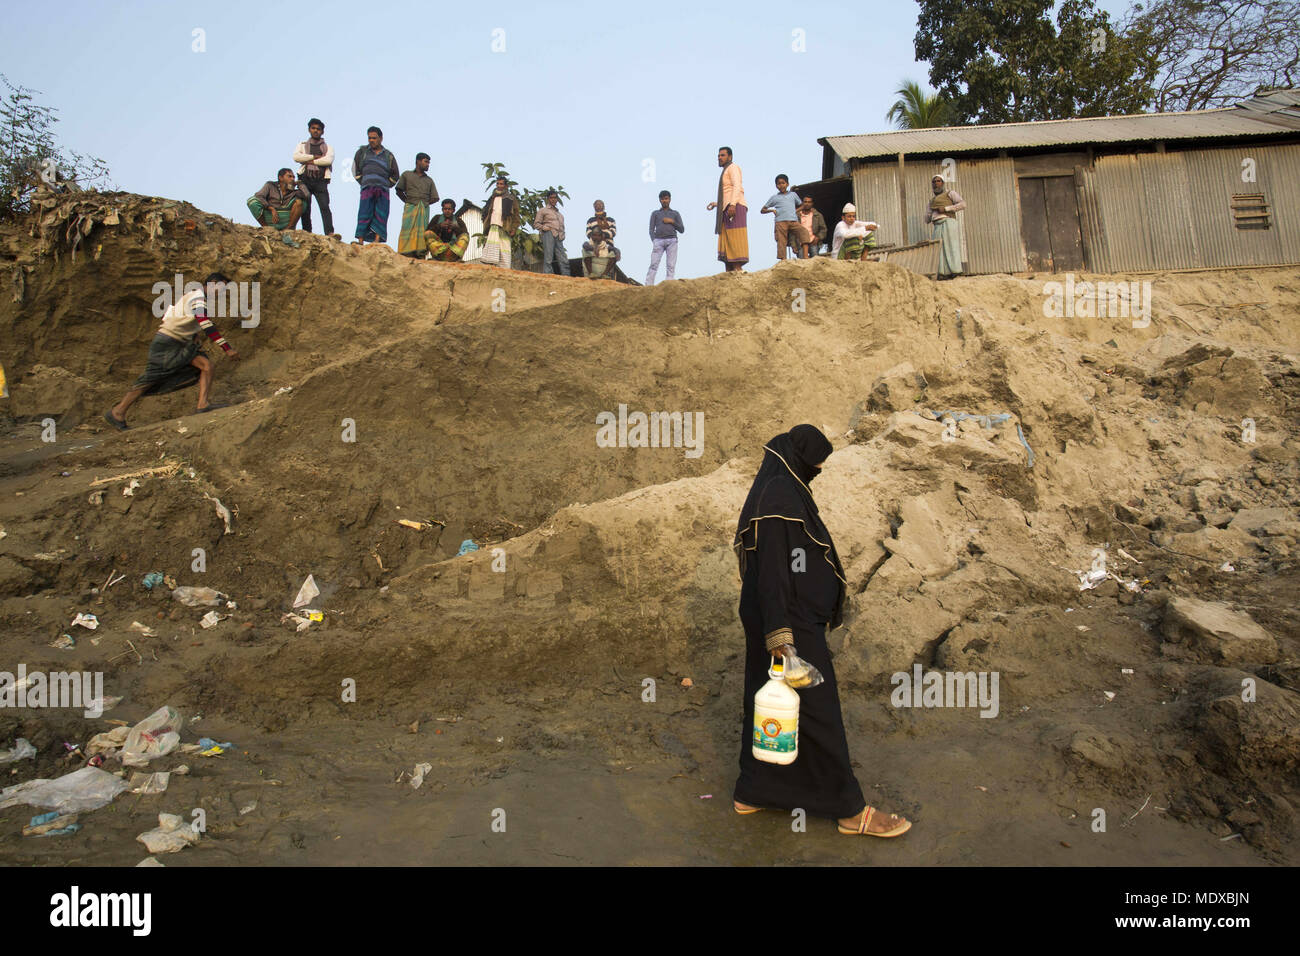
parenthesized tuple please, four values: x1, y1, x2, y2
(646, 190, 684, 285)
(760, 174, 806, 260)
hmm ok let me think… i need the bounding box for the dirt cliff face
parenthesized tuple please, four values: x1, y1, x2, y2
(1, 191, 1297, 864)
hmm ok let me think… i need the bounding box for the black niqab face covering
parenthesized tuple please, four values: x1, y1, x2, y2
(786, 423, 833, 485)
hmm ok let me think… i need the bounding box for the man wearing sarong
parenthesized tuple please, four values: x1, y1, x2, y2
(292, 117, 335, 235)
(533, 190, 569, 275)
(351, 127, 399, 245)
(104, 273, 240, 430)
(585, 200, 617, 242)
(582, 228, 621, 279)
(796, 195, 827, 258)
(479, 176, 520, 269)
(247, 169, 307, 230)
(830, 203, 879, 260)
(425, 199, 469, 261)
(927, 174, 966, 280)
(731, 425, 912, 838)
(706, 146, 748, 271)
(395, 153, 439, 258)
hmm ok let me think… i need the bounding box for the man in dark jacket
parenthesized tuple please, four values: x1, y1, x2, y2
(425, 198, 470, 261)
(247, 168, 307, 230)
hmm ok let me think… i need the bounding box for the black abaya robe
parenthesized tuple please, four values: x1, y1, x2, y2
(732, 426, 866, 819)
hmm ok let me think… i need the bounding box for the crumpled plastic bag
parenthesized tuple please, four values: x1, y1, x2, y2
(122, 706, 183, 767)
(85, 694, 123, 714)
(136, 812, 200, 854)
(1077, 566, 1108, 590)
(87, 725, 130, 757)
(0, 766, 128, 813)
(24, 811, 82, 837)
(781, 649, 825, 690)
(128, 771, 170, 794)
(411, 762, 433, 789)
(0, 738, 37, 764)
(171, 586, 226, 607)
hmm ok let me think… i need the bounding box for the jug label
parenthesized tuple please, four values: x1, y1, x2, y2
(753, 713, 797, 753)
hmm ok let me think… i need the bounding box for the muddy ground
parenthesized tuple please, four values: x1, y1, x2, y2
(0, 192, 1296, 865)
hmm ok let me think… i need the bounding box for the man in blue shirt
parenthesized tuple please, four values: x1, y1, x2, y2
(760, 174, 808, 260)
(646, 190, 685, 285)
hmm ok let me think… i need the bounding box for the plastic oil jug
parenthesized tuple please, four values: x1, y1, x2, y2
(753, 657, 799, 764)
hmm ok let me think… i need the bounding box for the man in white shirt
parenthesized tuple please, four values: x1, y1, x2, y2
(830, 204, 879, 260)
(293, 118, 335, 235)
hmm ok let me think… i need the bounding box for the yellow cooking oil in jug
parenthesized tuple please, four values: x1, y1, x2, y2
(753, 656, 799, 764)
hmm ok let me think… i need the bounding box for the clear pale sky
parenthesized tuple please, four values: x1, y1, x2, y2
(2, 0, 1130, 281)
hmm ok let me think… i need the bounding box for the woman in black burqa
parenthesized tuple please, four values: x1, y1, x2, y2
(731, 424, 911, 836)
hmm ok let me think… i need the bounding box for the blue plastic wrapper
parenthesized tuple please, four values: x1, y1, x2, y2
(27, 811, 82, 837)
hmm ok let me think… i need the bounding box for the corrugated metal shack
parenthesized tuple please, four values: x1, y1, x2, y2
(456, 200, 486, 262)
(800, 89, 1300, 275)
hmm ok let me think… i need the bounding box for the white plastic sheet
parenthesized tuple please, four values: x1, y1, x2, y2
(0, 766, 128, 813)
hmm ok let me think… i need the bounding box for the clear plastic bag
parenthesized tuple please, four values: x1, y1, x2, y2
(137, 812, 200, 854)
(128, 771, 171, 795)
(171, 586, 226, 607)
(782, 649, 824, 689)
(122, 706, 183, 768)
(0, 766, 128, 813)
(0, 737, 36, 764)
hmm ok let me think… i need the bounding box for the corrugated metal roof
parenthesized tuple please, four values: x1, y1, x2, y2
(823, 90, 1300, 161)
(1234, 88, 1300, 130)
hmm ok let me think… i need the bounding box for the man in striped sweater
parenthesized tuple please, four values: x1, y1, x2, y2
(351, 126, 400, 245)
(104, 273, 240, 430)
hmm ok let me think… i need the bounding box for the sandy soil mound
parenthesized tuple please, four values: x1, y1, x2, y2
(0, 191, 1297, 865)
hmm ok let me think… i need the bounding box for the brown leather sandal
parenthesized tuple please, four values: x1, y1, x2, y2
(838, 805, 911, 837)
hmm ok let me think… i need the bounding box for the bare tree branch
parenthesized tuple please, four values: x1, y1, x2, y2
(1121, 0, 1300, 111)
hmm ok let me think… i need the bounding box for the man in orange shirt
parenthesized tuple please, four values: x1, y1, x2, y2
(706, 146, 748, 272)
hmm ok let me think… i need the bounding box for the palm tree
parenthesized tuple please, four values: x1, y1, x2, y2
(885, 80, 953, 129)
